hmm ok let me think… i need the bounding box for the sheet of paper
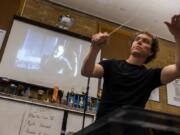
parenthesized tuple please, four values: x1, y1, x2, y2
(0, 29, 6, 49)
(149, 87, 160, 102)
(167, 79, 180, 107)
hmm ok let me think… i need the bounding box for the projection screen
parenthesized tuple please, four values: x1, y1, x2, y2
(0, 17, 100, 97)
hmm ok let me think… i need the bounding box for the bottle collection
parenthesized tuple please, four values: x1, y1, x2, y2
(66, 89, 100, 112)
(0, 77, 100, 112)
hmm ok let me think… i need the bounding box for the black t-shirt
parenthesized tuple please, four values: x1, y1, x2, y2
(96, 59, 162, 119)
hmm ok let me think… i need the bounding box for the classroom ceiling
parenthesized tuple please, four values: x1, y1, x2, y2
(49, 0, 180, 42)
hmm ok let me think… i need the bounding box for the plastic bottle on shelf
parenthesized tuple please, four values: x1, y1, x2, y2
(58, 89, 64, 104)
(79, 96, 84, 109)
(24, 87, 31, 97)
(10, 84, 17, 95)
(61, 90, 67, 105)
(70, 88, 75, 107)
(16, 84, 25, 96)
(52, 85, 59, 103)
(37, 89, 44, 100)
(1, 78, 10, 93)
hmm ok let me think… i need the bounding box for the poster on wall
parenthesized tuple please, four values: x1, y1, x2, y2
(167, 79, 180, 107)
(0, 29, 6, 49)
(149, 87, 160, 102)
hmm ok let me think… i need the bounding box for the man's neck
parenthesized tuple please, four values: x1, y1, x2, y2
(126, 55, 146, 66)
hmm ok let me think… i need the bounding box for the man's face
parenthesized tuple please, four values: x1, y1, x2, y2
(130, 34, 152, 58)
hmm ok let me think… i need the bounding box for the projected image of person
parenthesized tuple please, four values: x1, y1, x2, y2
(53, 44, 77, 76)
(40, 37, 85, 88)
(16, 29, 78, 78)
(42, 40, 76, 76)
(16, 30, 81, 86)
(81, 13, 180, 122)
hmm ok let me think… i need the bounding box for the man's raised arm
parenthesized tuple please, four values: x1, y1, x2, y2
(161, 14, 180, 84)
(81, 32, 109, 78)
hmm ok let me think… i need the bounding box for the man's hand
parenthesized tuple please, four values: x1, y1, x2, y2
(91, 32, 109, 50)
(161, 14, 180, 85)
(165, 14, 180, 39)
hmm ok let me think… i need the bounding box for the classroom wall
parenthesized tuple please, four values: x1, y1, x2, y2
(0, 0, 21, 29)
(0, 0, 21, 60)
(18, 0, 98, 37)
(12, 0, 180, 115)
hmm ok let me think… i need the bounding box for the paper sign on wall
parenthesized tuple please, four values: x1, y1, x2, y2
(167, 79, 180, 107)
(149, 87, 160, 102)
(0, 29, 6, 49)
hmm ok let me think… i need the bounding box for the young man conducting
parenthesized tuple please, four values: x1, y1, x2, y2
(81, 14, 180, 121)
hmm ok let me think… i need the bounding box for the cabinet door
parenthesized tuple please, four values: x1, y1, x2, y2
(66, 112, 94, 133)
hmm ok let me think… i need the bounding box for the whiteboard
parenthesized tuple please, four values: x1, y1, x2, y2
(0, 19, 100, 97)
(0, 97, 64, 135)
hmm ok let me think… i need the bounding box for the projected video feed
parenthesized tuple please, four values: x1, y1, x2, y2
(16, 29, 81, 77)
